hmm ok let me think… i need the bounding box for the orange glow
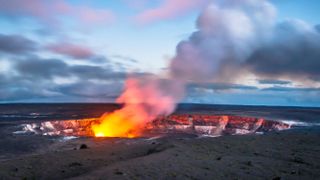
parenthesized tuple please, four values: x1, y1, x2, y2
(90, 77, 179, 138)
(91, 105, 148, 138)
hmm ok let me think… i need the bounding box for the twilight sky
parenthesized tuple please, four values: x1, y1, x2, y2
(0, 0, 320, 106)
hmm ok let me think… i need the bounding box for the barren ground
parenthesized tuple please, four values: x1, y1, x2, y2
(0, 129, 319, 180)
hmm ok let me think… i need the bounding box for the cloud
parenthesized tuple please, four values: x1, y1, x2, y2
(169, 0, 320, 85)
(0, 33, 37, 54)
(0, 30, 143, 102)
(0, 88, 41, 101)
(170, 0, 276, 81)
(187, 82, 258, 92)
(135, 0, 208, 24)
(162, 0, 320, 107)
(258, 79, 291, 85)
(183, 82, 320, 107)
(13, 56, 127, 80)
(183, 87, 320, 107)
(46, 42, 95, 59)
(0, 55, 142, 101)
(246, 20, 320, 81)
(112, 55, 138, 63)
(15, 57, 69, 79)
(74, 6, 115, 24)
(262, 86, 320, 92)
(58, 81, 122, 98)
(70, 65, 126, 80)
(46, 41, 111, 63)
(1, 0, 320, 106)
(0, 0, 115, 26)
(0, 71, 59, 101)
(315, 24, 320, 33)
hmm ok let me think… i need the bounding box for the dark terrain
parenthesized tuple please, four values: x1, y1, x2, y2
(0, 103, 319, 179)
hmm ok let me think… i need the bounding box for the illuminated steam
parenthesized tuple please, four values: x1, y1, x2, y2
(93, 0, 320, 137)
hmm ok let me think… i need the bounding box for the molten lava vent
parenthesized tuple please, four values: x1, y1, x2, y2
(19, 114, 290, 137)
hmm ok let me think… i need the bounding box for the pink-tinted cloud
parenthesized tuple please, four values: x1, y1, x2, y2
(76, 7, 115, 24)
(0, 0, 115, 26)
(135, 0, 209, 24)
(47, 42, 94, 59)
(0, 0, 57, 23)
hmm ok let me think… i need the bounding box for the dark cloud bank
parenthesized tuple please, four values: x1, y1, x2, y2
(0, 34, 37, 54)
(246, 20, 320, 81)
(0, 55, 127, 102)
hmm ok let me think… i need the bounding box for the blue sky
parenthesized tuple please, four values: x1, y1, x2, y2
(0, 0, 320, 107)
(272, 0, 320, 25)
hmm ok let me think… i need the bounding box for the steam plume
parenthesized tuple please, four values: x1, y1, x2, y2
(170, 0, 276, 81)
(94, 0, 320, 137)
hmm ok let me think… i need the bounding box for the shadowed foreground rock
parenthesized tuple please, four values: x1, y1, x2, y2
(0, 129, 319, 180)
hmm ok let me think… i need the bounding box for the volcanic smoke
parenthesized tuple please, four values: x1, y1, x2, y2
(92, 76, 184, 137)
(91, 0, 277, 137)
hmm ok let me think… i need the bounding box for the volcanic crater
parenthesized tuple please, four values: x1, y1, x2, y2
(18, 114, 290, 138)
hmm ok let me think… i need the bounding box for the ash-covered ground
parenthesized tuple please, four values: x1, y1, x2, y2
(0, 103, 320, 179)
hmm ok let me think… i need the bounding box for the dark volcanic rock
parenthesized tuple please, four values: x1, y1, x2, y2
(79, 144, 88, 149)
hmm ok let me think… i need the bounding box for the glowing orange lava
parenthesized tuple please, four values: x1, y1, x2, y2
(91, 105, 148, 138)
(90, 77, 178, 138)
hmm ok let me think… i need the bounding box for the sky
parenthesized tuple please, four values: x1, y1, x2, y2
(0, 0, 320, 107)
